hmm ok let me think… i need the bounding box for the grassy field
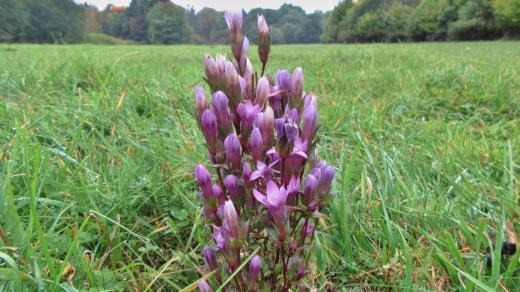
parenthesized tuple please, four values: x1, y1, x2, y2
(0, 42, 519, 291)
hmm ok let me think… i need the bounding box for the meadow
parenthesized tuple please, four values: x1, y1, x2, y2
(0, 41, 519, 290)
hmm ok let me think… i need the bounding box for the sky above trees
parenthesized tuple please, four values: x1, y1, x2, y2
(76, 0, 340, 12)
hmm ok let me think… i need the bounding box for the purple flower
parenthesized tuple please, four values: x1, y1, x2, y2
(284, 138, 308, 179)
(319, 162, 335, 196)
(302, 105, 317, 143)
(257, 14, 269, 36)
(203, 246, 218, 271)
(268, 85, 282, 113)
(276, 118, 299, 143)
(257, 14, 270, 64)
(248, 255, 262, 285)
(203, 54, 218, 84)
(239, 37, 250, 76)
(224, 174, 239, 201)
(276, 70, 291, 93)
(250, 161, 269, 182)
(201, 109, 217, 154)
(198, 280, 213, 292)
(237, 101, 261, 133)
(303, 174, 319, 208)
(223, 200, 239, 238)
(195, 85, 208, 123)
(304, 94, 318, 110)
(242, 162, 253, 188)
(249, 128, 264, 162)
(254, 107, 274, 148)
(212, 91, 232, 135)
(286, 176, 301, 205)
(224, 133, 241, 169)
(284, 106, 300, 123)
(225, 62, 241, 100)
(291, 67, 303, 106)
(255, 77, 270, 106)
(253, 181, 288, 238)
(225, 11, 244, 60)
(195, 164, 212, 199)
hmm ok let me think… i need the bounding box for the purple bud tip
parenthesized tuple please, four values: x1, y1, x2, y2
(195, 85, 208, 119)
(201, 109, 218, 153)
(276, 70, 291, 92)
(203, 246, 217, 270)
(224, 175, 239, 200)
(302, 105, 317, 142)
(198, 280, 213, 292)
(195, 165, 212, 198)
(225, 62, 240, 98)
(223, 200, 239, 238)
(257, 15, 269, 35)
(224, 133, 241, 169)
(212, 91, 232, 133)
(303, 174, 319, 206)
(249, 128, 264, 162)
(248, 255, 261, 284)
(255, 77, 270, 106)
(291, 67, 304, 99)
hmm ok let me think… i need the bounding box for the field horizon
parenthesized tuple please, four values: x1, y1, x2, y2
(1, 41, 519, 290)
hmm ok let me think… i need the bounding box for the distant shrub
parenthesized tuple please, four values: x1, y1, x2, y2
(85, 33, 134, 45)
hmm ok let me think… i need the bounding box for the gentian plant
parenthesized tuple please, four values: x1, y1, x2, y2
(194, 11, 335, 291)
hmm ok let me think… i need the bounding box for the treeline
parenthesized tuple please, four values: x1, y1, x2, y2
(1, 0, 518, 44)
(0, 0, 326, 44)
(322, 0, 520, 43)
(95, 1, 326, 44)
(0, 0, 85, 43)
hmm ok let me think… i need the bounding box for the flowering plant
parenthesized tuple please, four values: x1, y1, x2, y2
(194, 11, 335, 291)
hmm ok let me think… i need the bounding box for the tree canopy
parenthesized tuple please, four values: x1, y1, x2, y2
(1, 0, 519, 44)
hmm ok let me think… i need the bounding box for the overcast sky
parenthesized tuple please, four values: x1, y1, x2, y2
(76, 0, 340, 12)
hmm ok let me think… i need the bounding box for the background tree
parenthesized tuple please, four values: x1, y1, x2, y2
(447, 0, 497, 40)
(321, 0, 352, 43)
(493, 0, 520, 37)
(146, 1, 191, 44)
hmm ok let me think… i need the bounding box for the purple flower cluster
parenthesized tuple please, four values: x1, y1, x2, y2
(194, 11, 335, 291)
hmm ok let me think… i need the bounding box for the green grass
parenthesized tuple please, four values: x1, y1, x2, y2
(0, 42, 519, 290)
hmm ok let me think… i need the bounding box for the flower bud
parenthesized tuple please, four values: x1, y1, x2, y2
(255, 107, 274, 148)
(320, 164, 335, 195)
(212, 185, 224, 202)
(269, 85, 282, 113)
(201, 109, 218, 154)
(291, 67, 303, 105)
(212, 91, 232, 135)
(248, 255, 261, 285)
(302, 105, 317, 143)
(255, 77, 270, 106)
(276, 70, 291, 93)
(237, 101, 261, 134)
(225, 11, 244, 61)
(303, 174, 319, 207)
(195, 165, 213, 199)
(224, 133, 241, 169)
(195, 85, 208, 123)
(249, 128, 264, 162)
(224, 174, 239, 201)
(304, 94, 318, 110)
(257, 14, 270, 64)
(203, 246, 218, 270)
(223, 200, 239, 238)
(198, 280, 213, 292)
(203, 54, 218, 84)
(225, 62, 241, 100)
